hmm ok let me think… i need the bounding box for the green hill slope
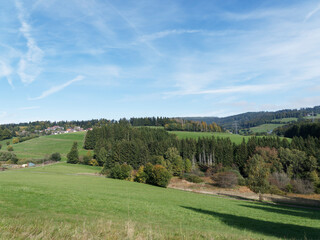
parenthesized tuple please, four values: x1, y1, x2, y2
(0, 163, 319, 239)
(0, 132, 88, 161)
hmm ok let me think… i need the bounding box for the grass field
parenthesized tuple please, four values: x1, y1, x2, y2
(271, 118, 298, 123)
(169, 131, 250, 144)
(305, 114, 320, 120)
(0, 132, 88, 161)
(250, 124, 284, 133)
(0, 163, 319, 239)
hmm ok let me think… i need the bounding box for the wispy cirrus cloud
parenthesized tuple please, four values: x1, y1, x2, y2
(29, 75, 84, 100)
(15, 0, 44, 84)
(305, 3, 320, 21)
(19, 106, 40, 110)
(139, 29, 203, 42)
(164, 83, 285, 97)
(0, 61, 13, 87)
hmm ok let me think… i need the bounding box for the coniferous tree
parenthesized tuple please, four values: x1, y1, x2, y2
(67, 142, 79, 164)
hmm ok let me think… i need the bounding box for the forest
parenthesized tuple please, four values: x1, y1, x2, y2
(77, 121, 320, 193)
(275, 122, 320, 138)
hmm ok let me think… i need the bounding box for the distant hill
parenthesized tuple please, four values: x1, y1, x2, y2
(182, 106, 320, 131)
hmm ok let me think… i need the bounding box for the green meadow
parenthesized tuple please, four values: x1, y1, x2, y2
(0, 132, 88, 161)
(271, 118, 298, 123)
(169, 131, 249, 144)
(0, 163, 319, 239)
(249, 124, 284, 133)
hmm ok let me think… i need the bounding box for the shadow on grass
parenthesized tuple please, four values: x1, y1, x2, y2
(216, 193, 255, 201)
(239, 203, 320, 220)
(182, 206, 320, 239)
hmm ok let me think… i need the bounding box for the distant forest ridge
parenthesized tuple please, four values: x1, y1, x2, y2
(182, 106, 320, 130)
(0, 105, 319, 132)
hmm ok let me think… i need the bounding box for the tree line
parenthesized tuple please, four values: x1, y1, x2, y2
(275, 122, 320, 139)
(73, 122, 320, 192)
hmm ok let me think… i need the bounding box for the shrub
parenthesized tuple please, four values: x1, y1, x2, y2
(315, 183, 320, 194)
(151, 165, 172, 187)
(0, 144, 2, 150)
(184, 159, 192, 173)
(109, 163, 133, 180)
(12, 138, 19, 144)
(184, 173, 203, 183)
(82, 155, 91, 165)
(269, 172, 290, 191)
(191, 167, 205, 177)
(0, 152, 18, 164)
(269, 185, 285, 195)
(212, 171, 238, 188)
(6, 141, 10, 146)
(291, 179, 314, 194)
(89, 159, 99, 166)
(134, 166, 148, 183)
(7, 145, 13, 151)
(50, 152, 61, 161)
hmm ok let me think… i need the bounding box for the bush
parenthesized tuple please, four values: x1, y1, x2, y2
(50, 152, 61, 161)
(269, 172, 290, 191)
(109, 163, 133, 180)
(82, 155, 91, 165)
(191, 167, 205, 177)
(184, 159, 192, 173)
(212, 171, 238, 188)
(184, 173, 203, 183)
(12, 138, 19, 144)
(6, 141, 10, 146)
(0, 152, 18, 164)
(0, 144, 2, 150)
(315, 183, 320, 194)
(89, 159, 99, 166)
(291, 179, 314, 194)
(134, 166, 148, 183)
(7, 145, 13, 151)
(269, 185, 285, 195)
(151, 165, 172, 187)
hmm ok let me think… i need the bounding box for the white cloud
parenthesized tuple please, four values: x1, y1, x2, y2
(165, 83, 285, 97)
(0, 61, 13, 87)
(29, 75, 84, 100)
(19, 106, 40, 110)
(305, 3, 320, 21)
(16, 0, 44, 84)
(139, 29, 203, 42)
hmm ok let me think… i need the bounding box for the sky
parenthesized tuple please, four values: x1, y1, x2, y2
(1, 0, 320, 124)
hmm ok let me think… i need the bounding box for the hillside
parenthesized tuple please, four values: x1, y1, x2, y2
(183, 106, 320, 131)
(0, 132, 88, 161)
(0, 163, 319, 239)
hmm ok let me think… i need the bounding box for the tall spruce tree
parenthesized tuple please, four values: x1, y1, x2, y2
(67, 141, 79, 164)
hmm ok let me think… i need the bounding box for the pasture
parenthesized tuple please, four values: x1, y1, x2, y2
(0, 163, 319, 239)
(249, 124, 284, 133)
(169, 131, 249, 144)
(0, 132, 88, 161)
(271, 118, 298, 123)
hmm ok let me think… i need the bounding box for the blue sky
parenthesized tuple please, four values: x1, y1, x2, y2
(1, 0, 320, 123)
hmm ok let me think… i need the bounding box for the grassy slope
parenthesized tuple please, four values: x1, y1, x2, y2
(250, 124, 284, 133)
(0, 163, 319, 239)
(169, 131, 249, 144)
(271, 118, 298, 123)
(0, 132, 88, 161)
(305, 114, 320, 120)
